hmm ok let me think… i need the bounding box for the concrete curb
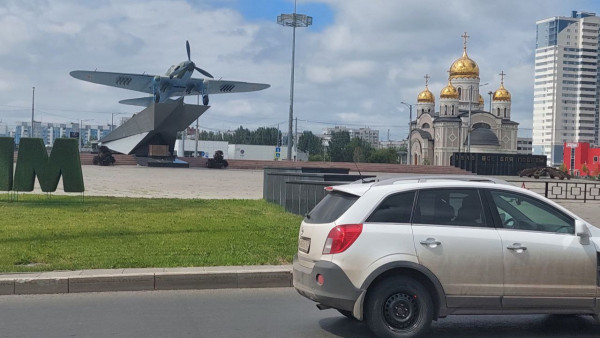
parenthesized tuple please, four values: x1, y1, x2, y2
(0, 265, 293, 295)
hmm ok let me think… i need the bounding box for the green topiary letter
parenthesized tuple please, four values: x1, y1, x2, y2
(0, 137, 14, 191)
(14, 138, 84, 192)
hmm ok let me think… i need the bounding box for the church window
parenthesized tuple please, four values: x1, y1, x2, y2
(473, 122, 491, 129)
(458, 88, 462, 99)
(497, 107, 500, 116)
(504, 108, 507, 118)
(428, 108, 430, 113)
(451, 105, 455, 115)
(422, 123, 430, 129)
(444, 106, 448, 114)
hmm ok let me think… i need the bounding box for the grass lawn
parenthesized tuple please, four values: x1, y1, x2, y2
(0, 195, 303, 272)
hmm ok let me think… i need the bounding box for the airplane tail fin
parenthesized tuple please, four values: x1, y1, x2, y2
(118, 97, 180, 107)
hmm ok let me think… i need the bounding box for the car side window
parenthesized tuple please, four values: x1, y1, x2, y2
(366, 191, 415, 223)
(412, 188, 486, 227)
(489, 190, 574, 234)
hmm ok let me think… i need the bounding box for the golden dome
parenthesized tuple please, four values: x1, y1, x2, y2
(449, 49, 480, 79)
(417, 86, 435, 103)
(493, 82, 511, 101)
(440, 80, 459, 99)
(478, 94, 484, 105)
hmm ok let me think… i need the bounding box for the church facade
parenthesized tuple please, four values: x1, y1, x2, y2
(409, 33, 519, 166)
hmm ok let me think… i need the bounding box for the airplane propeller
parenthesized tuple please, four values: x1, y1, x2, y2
(186, 40, 214, 79)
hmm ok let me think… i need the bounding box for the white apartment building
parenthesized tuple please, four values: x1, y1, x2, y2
(322, 126, 380, 148)
(533, 11, 600, 165)
(517, 137, 533, 155)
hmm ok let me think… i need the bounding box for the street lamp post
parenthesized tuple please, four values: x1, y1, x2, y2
(488, 91, 493, 113)
(467, 83, 489, 153)
(400, 102, 413, 165)
(467, 86, 473, 153)
(79, 119, 92, 152)
(31, 87, 35, 138)
(278, 0, 312, 161)
(111, 112, 124, 132)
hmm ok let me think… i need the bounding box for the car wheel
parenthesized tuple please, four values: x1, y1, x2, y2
(337, 309, 357, 320)
(365, 276, 433, 337)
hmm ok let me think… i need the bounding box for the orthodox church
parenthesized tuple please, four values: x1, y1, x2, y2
(408, 33, 518, 166)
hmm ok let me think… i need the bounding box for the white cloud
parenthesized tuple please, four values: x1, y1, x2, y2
(0, 0, 599, 140)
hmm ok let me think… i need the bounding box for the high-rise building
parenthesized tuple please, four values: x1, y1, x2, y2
(533, 11, 600, 166)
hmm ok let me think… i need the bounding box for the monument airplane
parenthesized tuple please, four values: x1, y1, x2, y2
(70, 40, 270, 106)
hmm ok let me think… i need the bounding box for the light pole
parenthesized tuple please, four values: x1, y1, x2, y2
(467, 83, 488, 153)
(488, 91, 493, 113)
(278, 0, 312, 161)
(79, 119, 92, 152)
(195, 95, 200, 157)
(111, 112, 124, 132)
(31, 87, 35, 138)
(400, 102, 413, 165)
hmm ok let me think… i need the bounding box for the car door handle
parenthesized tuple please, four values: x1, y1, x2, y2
(507, 243, 527, 252)
(420, 238, 441, 248)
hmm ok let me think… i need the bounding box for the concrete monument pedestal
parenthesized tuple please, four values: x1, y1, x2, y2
(99, 98, 209, 167)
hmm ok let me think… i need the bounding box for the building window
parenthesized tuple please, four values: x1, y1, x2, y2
(445, 106, 448, 114)
(497, 107, 500, 116)
(451, 105, 454, 115)
(458, 88, 462, 99)
(504, 108, 507, 118)
(594, 156, 598, 163)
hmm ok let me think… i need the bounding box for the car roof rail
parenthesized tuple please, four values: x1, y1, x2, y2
(372, 175, 509, 187)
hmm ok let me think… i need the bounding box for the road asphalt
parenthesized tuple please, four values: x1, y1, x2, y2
(6, 166, 599, 295)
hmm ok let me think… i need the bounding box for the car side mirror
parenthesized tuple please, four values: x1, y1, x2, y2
(575, 220, 590, 245)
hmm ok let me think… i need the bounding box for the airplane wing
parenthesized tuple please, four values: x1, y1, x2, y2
(70, 70, 156, 94)
(170, 78, 270, 96)
(203, 79, 270, 95)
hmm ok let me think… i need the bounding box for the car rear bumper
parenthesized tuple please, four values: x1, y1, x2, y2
(292, 254, 361, 311)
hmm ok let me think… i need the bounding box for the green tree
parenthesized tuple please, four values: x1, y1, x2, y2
(298, 131, 323, 155)
(347, 137, 373, 162)
(328, 131, 351, 162)
(368, 147, 400, 163)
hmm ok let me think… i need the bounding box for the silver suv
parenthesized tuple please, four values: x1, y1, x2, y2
(293, 177, 599, 337)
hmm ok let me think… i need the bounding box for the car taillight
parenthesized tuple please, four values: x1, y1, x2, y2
(323, 224, 363, 254)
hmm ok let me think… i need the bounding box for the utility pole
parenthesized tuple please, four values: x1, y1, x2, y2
(31, 87, 35, 138)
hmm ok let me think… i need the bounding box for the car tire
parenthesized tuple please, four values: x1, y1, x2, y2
(365, 276, 433, 337)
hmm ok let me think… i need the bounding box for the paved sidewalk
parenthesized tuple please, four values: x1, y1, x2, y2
(0, 265, 293, 295)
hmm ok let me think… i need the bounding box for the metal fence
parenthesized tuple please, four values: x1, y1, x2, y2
(507, 180, 600, 202)
(263, 167, 373, 215)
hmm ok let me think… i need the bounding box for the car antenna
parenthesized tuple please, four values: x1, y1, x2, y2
(354, 157, 365, 183)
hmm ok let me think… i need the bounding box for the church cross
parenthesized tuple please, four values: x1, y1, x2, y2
(499, 70, 506, 84)
(424, 74, 430, 87)
(461, 32, 470, 51)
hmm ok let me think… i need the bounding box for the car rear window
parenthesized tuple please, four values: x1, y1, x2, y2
(304, 191, 359, 224)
